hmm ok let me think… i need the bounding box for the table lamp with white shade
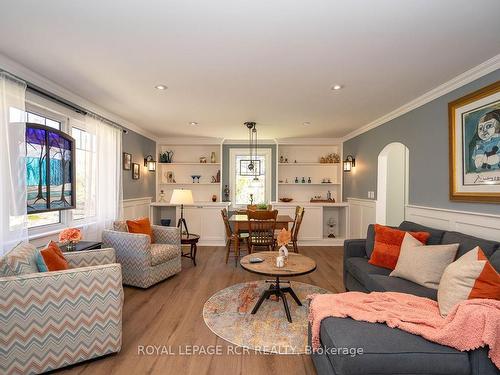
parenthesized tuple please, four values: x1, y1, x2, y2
(170, 189, 194, 236)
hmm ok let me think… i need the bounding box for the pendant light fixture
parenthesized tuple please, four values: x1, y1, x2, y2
(241, 122, 261, 183)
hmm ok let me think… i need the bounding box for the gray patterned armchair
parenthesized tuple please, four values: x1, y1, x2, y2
(0, 245, 123, 374)
(102, 222, 181, 288)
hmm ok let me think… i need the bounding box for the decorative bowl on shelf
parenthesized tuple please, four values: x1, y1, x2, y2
(279, 198, 293, 202)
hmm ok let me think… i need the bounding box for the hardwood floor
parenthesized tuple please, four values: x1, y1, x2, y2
(59, 246, 344, 375)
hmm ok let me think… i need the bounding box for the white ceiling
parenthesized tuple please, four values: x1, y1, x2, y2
(1, 0, 499, 139)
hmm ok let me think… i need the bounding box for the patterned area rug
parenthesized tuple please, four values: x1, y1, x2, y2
(203, 281, 331, 354)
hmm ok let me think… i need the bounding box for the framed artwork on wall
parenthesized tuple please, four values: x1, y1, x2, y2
(449, 81, 500, 202)
(132, 163, 140, 180)
(123, 152, 132, 170)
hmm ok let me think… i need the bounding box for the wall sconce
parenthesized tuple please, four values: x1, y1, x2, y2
(144, 155, 157, 172)
(343, 155, 355, 172)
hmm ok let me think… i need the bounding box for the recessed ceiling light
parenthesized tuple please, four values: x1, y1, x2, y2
(331, 84, 343, 90)
(189, 122, 198, 126)
(303, 121, 311, 126)
(155, 84, 168, 90)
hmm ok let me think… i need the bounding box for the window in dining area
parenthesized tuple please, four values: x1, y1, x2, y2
(229, 148, 272, 206)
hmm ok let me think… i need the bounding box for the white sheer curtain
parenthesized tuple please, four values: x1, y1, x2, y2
(80, 115, 122, 241)
(0, 73, 28, 255)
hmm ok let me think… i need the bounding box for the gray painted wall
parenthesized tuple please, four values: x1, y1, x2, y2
(343, 69, 500, 215)
(222, 144, 277, 201)
(122, 129, 156, 200)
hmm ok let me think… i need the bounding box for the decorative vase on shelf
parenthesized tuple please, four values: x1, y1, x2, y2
(160, 150, 173, 163)
(211, 152, 216, 163)
(327, 218, 336, 238)
(212, 194, 217, 202)
(159, 190, 166, 202)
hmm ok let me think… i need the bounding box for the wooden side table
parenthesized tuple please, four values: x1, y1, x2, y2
(181, 234, 200, 266)
(60, 241, 102, 252)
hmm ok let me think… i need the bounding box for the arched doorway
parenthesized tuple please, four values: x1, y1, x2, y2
(376, 142, 409, 226)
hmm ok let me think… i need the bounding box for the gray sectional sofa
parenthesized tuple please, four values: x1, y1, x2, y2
(310, 221, 500, 375)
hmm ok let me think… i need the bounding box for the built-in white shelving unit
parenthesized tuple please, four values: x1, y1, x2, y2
(152, 137, 347, 245)
(276, 143, 342, 202)
(156, 142, 222, 203)
(275, 141, 346, 245)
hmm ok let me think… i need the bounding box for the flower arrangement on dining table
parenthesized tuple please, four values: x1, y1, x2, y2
(276, 229, 291, 268)
(59, 228, 82, 251)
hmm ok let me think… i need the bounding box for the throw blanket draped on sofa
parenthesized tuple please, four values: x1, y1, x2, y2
(308, 292, 500, 368)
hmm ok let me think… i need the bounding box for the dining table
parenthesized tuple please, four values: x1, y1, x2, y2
(228, 213, 294, 255)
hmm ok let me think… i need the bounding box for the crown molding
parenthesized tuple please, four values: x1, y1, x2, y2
(342, 54, 500, 142)
(0, 53, 158, 141)
(275, 137, 342, 145)
(157, 136, 224, 145)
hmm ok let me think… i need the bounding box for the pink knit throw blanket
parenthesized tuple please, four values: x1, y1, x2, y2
(308, 292, 500, 368)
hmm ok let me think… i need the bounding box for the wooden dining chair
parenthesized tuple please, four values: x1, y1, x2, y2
(246, 204, 273, 211)
(289, 206, 305, 253)
(247, 209, 278, 252)
(221, 208, 249, 266)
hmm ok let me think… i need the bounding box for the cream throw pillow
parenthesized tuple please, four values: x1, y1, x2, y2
(438, 247, 500, 316)
(390, 233, 459, 289)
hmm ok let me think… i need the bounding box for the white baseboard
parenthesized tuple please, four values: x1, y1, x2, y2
(123, 197, 153, 220)
(405, 205, 500, 242)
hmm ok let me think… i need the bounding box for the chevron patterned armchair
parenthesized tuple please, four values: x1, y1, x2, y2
(0, 247, 123, 374)
(102, 222, 182, 288)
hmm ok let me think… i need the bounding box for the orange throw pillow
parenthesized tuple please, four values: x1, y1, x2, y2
(438, 247, 500, 316)
(368, 224, 430, 270)
(126, 217, 153, 242)
(36, 241, 70, 272)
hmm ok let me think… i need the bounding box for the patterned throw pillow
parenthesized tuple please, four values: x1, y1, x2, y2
(390, 233, 459, 289)
(438, 246, 500, 316)
(113, 221, 129, 232)
(35, 241, 70, 272)
(0, 242, 39, 276)
(368, 224, 430, 270)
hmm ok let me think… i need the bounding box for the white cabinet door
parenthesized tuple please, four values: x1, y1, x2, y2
(178, 206, 225, 243)
(181, 207, 202, 236)
(201, 207, 225, 242)
(299, 206, 323, 240)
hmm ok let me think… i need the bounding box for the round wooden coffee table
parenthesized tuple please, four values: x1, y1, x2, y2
(240, 251, 317, 323)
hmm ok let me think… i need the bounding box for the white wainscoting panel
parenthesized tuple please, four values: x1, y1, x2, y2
(348, 198, 377, 239)
(406, 205, 500, 242)
(123, 197, 153, 220)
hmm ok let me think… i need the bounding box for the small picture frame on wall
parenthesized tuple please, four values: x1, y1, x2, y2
(449, 81, 500, 202)
(132, 163, 140, 180)
(123, 152, 132, 170)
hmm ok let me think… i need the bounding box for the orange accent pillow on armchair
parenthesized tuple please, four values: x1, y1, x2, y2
(368, 224, 430, 270)
(126, 217, 154, 242)
(36, 241, 70, 272)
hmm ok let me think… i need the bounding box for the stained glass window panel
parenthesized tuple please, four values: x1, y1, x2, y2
(26, 123, 75, 214)
(26, 126, 48, 212)
(48, 131, 73, 210)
